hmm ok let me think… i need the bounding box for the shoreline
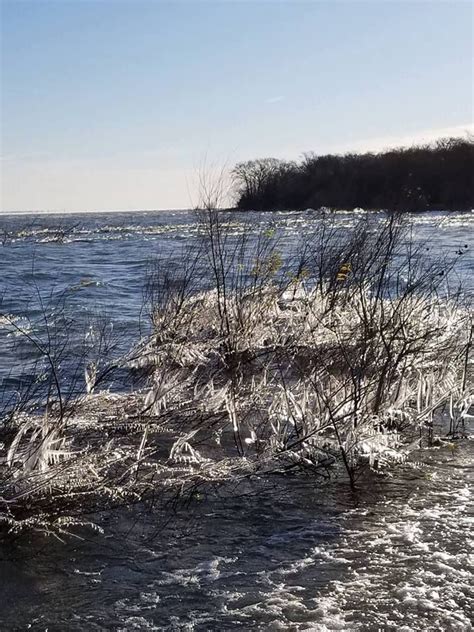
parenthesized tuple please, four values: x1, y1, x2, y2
(1, 207, 473, 219)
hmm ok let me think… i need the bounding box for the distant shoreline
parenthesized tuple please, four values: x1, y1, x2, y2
(1, 207, 473, 218)
(0, 207, 194, 217)
(232, 138, 474, 213)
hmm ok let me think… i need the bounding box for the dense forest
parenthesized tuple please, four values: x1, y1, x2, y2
(232, 137, 474, 212)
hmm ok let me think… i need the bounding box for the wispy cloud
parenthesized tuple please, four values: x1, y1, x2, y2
(0, 151, 54, 163)
(265, 96, 284, 104)
(333, 124, 474, 155)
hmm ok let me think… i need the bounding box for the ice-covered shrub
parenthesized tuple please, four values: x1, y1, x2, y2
(0, 211, 471, 537)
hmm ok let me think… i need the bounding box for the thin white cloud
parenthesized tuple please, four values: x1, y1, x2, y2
(265, 96, 284, 104)
(331, 124, 474, 155)
(0, 151, 53, 163)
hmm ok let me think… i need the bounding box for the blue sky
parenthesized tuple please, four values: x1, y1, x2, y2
(1, 0, 472, 211)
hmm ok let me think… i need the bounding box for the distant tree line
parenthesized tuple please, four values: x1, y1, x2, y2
(232, 137, 474, 212)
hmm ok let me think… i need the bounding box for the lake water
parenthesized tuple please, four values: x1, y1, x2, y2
(0, 209, 473, 631)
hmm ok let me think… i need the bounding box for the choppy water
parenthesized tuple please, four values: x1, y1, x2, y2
(1, 442, 472, 631)
(0, 209, 473, 631)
